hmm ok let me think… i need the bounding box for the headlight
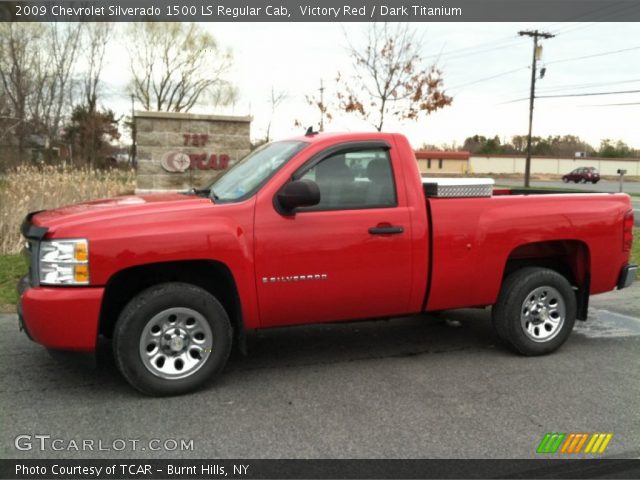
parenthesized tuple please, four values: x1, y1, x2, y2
(39, 239, 89, 285)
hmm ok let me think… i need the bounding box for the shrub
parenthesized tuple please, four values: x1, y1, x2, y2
(0, 165, 135, 254)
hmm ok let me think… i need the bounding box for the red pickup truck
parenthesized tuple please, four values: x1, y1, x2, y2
(18, 132, 636, 396)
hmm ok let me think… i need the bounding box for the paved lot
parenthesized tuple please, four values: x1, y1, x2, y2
(1, 284, 639, 460)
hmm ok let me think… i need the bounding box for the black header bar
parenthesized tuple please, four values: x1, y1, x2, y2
(2, 0, 640, 22)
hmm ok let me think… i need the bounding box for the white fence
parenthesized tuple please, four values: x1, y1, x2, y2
(470, 155, 640, 176)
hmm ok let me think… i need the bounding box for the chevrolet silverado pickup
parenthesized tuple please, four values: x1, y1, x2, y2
(18, 132, 637, 396)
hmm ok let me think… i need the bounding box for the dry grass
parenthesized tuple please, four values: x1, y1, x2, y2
(0, 165, 134, 254)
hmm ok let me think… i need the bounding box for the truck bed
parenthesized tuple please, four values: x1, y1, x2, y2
(421, 177, 632, 312)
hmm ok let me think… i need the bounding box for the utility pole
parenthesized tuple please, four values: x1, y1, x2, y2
(518, 30, 554, 187)
(319, 79, 325, 132)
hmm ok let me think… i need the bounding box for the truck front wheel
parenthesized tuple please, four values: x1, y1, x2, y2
(492, 267, 576, 355)
(113, 282, 232, 396)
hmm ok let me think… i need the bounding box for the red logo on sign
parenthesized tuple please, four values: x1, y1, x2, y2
(161, 134, 231, 173)
(161, 151, 191, 173)
(188, 153, 230, 170)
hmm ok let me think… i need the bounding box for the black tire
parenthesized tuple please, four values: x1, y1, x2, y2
(592, 180, 599, 184)
(113, 282, 232, 396)
(492, 267, 576, 356)
(562, 177, 569, 183)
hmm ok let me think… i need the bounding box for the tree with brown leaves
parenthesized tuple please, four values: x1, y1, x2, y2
(337, 23, 452, 132)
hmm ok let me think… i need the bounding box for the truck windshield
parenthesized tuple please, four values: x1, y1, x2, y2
(209, 140, 308, 202)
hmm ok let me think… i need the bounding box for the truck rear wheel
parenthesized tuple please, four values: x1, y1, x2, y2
(113, 282, 232, 396)
(492, 267, 576, 355)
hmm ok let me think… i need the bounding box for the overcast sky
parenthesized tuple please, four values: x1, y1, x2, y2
(102, 21, 640, 149)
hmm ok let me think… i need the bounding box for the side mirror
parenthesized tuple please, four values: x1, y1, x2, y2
(276, 179, 320, 214)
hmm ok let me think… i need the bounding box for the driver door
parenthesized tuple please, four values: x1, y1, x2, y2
(253, 144, 413, 327)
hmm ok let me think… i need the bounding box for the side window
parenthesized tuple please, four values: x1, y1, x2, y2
(299, 148, 397, 210)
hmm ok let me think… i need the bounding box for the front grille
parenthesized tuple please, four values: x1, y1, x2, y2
(21, 212, 47, 287)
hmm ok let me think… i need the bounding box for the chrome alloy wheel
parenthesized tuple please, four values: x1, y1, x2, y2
(520, 286, 566, 343)
(139, 307, 213, 380)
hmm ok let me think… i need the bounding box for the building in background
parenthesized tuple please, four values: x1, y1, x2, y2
(414, 150, 640, 177)
(469, 154, 640, 176)
(415, 150, 471, 174)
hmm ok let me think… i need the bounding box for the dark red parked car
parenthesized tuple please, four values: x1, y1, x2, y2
(562, 167, 600, 184)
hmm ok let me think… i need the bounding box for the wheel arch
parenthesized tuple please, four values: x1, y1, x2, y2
(502, 239, 591, 320)
(99, 259, 246, 352)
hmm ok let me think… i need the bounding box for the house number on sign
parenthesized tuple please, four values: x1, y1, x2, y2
(184, 133, 208, 147)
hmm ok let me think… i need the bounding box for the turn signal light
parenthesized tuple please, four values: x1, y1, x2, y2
(74, 241, 88, 262)
(74, 265, 89, 283)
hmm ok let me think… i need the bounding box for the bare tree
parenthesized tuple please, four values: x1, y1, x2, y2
(337, 23, 453, 131)
(0, 23, 43, 155)
(265, 87, 287, 142)
(127, 22, 235, 112)
(34, 23, 83, 141)
(83, 22, 111, 113)
(0, 22, 82, 161)
(0, 90, 21, 168)
(72, 22, 112, 167)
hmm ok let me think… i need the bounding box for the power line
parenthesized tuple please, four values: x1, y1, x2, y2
(550, 3, 638, 38)
(447, 66, 529, 91)
(500, 44, 640, 102)
(585, 102, 640, 107)
(551, 22, 597, 36)
(503, 89, 640, 104)
(429, 25, 638, 101)
(546, 45, 640, 65)
(549, 0, 636, 28)
(441, 39, 527, 63)
(424, 35, 524, 61)
(539, 89, 640, 99)
(536, 77, 640, 94)
(549, 3, 640, 37)
(506, 76, 640, 98)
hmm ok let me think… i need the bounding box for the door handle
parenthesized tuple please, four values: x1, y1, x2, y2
(368, 225, 404, 235)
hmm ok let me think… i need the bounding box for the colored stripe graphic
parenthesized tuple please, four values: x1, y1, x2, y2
(560, 433, 588, 453)
(584, 433, 613, 453)
(574, 434, 589, 453)
(537, 433, 566, 453)
(538, 433, 613, 454)
(560, 434, 574, 453)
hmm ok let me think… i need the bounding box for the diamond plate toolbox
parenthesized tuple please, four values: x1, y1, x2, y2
(422, 178, 495, 198)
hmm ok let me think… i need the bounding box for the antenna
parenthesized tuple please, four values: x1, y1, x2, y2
(305, 126, 318, 136)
